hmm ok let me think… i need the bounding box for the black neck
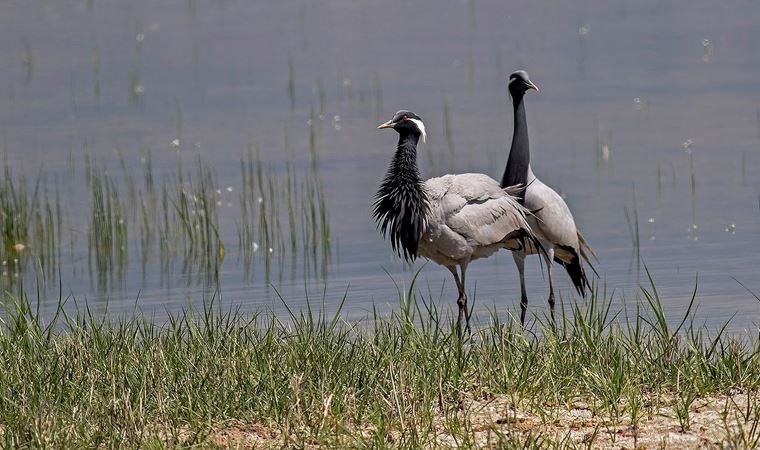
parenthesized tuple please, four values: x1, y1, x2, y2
(373, 132, 428, 262)
(398, 132, 420, 149)
(502, 93, 530, 197)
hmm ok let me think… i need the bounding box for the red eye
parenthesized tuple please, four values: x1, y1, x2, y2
(402, 115, 408, 120)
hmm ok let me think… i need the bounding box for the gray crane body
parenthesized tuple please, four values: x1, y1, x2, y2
(374, 109, 539, 335)
(502, 71, 595, 324)
(417, 173, 533, 267)
(520, 168, 581, 262)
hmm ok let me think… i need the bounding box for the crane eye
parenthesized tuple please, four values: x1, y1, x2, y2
(402, 115, 408, 121)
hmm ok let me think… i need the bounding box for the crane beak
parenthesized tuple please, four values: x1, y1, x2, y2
(377, 120, 395, 129)
(527, 81, 539, 92)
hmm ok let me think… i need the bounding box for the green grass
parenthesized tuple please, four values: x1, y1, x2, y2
(0, 166, 61, 288)
(0, 274, 759, 448)
(162, 159, 224, 280)
(0, 150, 331, 288)
(237, 139, 330, 282)
(87, 165, 128, 288)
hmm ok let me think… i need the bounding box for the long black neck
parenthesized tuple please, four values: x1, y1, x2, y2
(502, 92, 530, 200)
(373, 132, 428, 262)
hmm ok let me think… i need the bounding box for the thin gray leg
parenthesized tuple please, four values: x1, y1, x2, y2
(545, 247, 556, 323)
(448, 266, 465, 337)
(460, 261, 471, 333)
(513, 252, 528, 325)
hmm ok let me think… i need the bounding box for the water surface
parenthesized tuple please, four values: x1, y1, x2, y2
(1, 0, 759, 330)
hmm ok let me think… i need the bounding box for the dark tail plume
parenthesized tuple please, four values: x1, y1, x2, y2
(556, 254, 591, 297)
(577, 230, 599, 277)
(555, 231, 597, 298)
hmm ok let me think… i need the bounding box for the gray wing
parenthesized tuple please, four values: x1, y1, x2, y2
(523, 177, 597, 295)
(426, 174, 535, 249)
(524, 179, 580, 252)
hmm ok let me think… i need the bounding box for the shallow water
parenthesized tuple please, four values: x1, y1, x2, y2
(1, 0, 759, 330)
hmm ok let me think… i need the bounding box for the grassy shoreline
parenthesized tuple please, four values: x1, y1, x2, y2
(1, 279, 759, 449)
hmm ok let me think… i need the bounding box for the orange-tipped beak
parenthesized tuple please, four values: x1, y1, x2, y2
(377, 120, 394, 129)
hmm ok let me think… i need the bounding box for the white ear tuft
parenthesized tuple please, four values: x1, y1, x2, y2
(408, 118, 426, 143)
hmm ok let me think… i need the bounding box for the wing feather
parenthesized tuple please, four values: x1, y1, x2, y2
(427, 174, 535, 248)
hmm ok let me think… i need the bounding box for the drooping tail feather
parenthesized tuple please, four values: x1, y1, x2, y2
(556, 254, 591, 297)
(555, 231, 597, 298)
(577, 230, 599, 277)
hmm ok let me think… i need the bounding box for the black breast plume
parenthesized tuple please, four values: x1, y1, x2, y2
(372, 142, 429, 262)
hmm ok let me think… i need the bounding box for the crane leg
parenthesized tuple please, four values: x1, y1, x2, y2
(448, 266, 465, 337)
(544, 247, 556, 324)
(513, 252, 528, 325)
(460, 262, 471, 334)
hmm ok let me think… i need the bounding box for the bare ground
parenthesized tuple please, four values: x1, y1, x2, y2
(202, 392, 758, 449)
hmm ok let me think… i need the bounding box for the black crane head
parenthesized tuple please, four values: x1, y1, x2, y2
(508, 70, 539, 96)
(377, 110, 427, 142)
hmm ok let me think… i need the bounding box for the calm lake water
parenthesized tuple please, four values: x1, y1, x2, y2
(1, 0, 759, 330)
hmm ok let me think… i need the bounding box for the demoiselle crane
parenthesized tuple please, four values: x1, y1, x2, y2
(501, 71, 596, 324)
(374, 110, 541, 335)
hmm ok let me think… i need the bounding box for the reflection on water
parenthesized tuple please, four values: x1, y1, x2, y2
(0, 0, 759, 329)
